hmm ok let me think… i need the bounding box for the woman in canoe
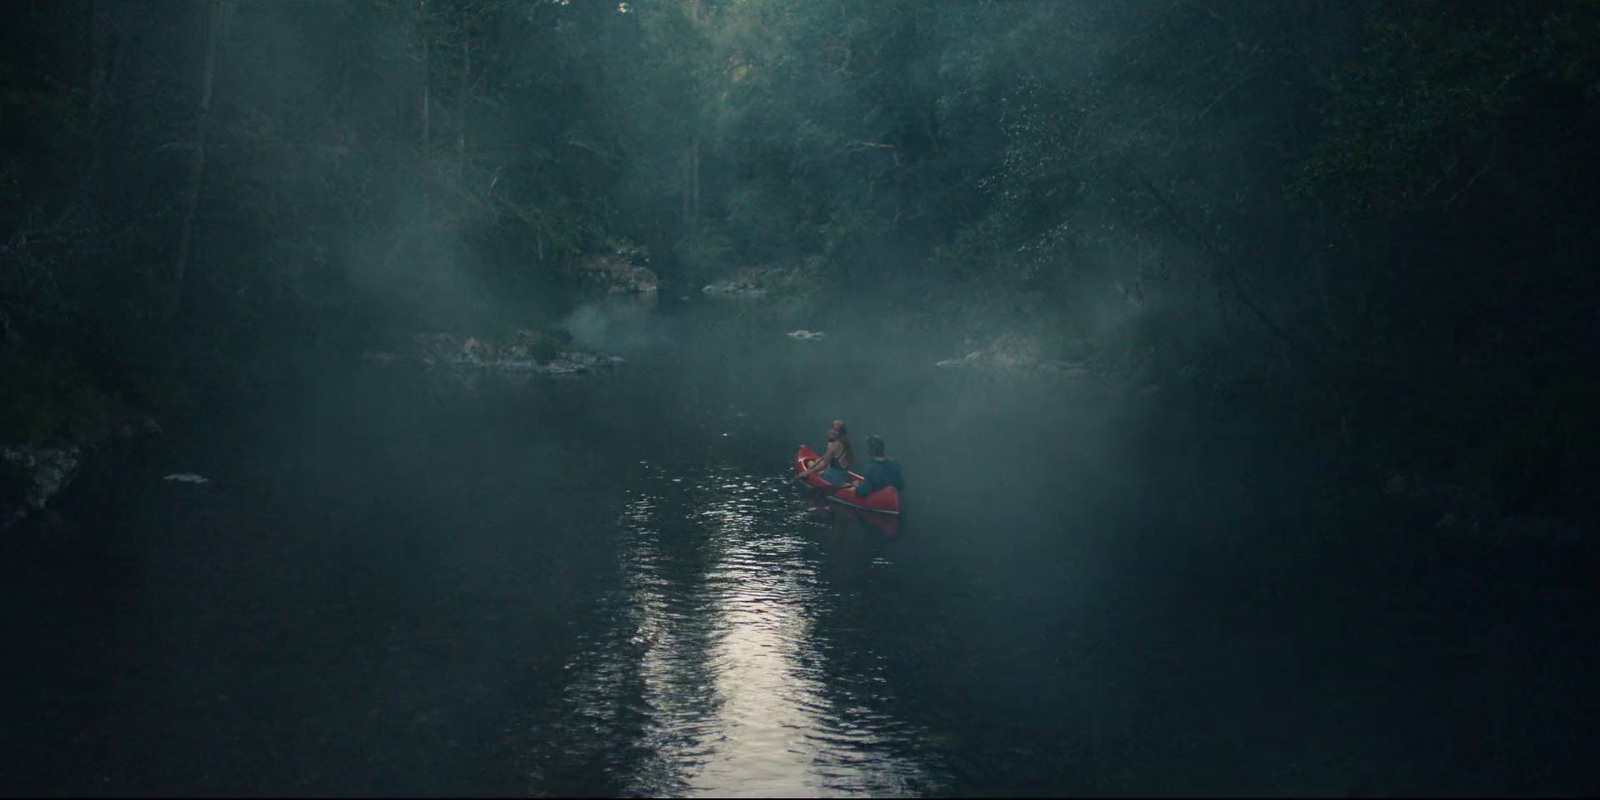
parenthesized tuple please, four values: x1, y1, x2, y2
(800, 420, 855, 485)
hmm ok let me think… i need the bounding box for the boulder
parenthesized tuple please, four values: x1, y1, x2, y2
(402, 330, 623, 381)
(702, 277, 769, 298)
(702, 259, 824, 301)
(934, 334, 1089, 377)
(565, 252, 658, 295)
(1, 445, 81, 527)
(1, 412, 163, 528)
(934, 350, 984, 369)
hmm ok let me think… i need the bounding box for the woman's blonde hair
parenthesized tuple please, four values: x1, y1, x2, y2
(831, 420, 854, 467)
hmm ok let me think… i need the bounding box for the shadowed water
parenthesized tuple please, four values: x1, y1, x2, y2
(1, 301, 1595, 797)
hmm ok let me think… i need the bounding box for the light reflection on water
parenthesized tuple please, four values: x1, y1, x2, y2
(525, 460, 934, 797)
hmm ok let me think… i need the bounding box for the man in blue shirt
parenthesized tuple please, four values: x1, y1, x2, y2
(850, 435, 903, 496)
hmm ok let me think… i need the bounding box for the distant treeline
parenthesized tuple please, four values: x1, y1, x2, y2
(2, 0, 1596, 519)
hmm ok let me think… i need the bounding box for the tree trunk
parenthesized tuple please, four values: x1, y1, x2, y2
(420, 0, 431, 154)
(1313, 253, 1338, 338)
(681, 140, 701, 245)
(691, 137, 700, 241)
(169, 0, 223, 320)
(79, 0, 125, 205)
(682, 0, 702, 245)
(457, 27, 468, 176)
(1122, 158, 1319, 364)
(681, 146, 692, 241)
(418, 0, 432, 222)
(87, 0, 110, 118)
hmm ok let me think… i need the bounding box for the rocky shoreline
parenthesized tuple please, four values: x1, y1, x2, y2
(1, 414, 162, 530)
(362, 329, 626, 382)
(2, 326, 629, 528)
(1381, 471, 1587, 545)
(5, 282, 1589, 550)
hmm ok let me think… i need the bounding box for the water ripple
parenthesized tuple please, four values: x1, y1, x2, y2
(517, 461, 938, 797)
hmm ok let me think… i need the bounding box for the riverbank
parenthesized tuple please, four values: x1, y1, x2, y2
(689, 263, 1597, 549)
(3, 292, 1595, 796)
(6, 257, 1592, 561)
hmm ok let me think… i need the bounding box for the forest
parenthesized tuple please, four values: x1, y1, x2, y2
(5, 0, 1596, 527)
(3, 1, 1600, 795)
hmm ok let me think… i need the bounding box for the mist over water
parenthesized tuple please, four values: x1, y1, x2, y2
(3, 299, 1591, 796)
(3, 0, 1597, 795)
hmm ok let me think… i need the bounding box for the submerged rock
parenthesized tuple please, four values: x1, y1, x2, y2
(934, 350, 984, 369)
(702, 279, 768, 298)
(1382, 471, 1587, 543)
(702, 259, 824, 302)
(121, 415, 163, 438)
(934, 344, 1088, 377)
(384, 330, 624, 391)
(469, 352, 626, 375)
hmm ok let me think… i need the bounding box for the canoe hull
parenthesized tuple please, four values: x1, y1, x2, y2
(793, 445, 901, 516)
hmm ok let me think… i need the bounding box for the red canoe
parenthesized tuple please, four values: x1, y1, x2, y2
(793, 445, 901, 516)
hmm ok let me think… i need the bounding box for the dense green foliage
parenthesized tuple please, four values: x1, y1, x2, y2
(3, 0, 1596, 519)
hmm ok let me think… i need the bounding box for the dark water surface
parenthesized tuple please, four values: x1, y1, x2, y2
(3, 302, 1596, 796)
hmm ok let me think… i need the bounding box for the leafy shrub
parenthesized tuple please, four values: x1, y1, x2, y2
(0, 351, 115, 445)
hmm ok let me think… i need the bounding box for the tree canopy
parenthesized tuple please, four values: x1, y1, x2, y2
(3, 0, 1597, 520)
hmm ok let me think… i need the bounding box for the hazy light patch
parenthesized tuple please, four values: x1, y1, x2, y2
(678, 466, 925, 797)
(621, 489, 720, 797)
(530, 461, 931, 796)
(562, 294, 666, 356)
(684, 484, 825, 797)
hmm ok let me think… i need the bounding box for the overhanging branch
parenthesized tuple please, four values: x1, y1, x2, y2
(1121, 156, 1321, 364)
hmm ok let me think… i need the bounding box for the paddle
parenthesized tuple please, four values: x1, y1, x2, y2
(790, 470, 844, 483)
(797, 474, 869, 493)
(792, 450, 865, 490)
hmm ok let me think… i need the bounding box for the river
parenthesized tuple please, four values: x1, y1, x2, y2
(2, 299, 1595, 796)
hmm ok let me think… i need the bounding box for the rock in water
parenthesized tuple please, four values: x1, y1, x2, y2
(935, 351, 984, 369)
(565, 252, 658, 295)
(2, 445, 83, 527)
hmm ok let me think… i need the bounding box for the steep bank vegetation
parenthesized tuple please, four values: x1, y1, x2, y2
(4, 0, 1597, 525)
